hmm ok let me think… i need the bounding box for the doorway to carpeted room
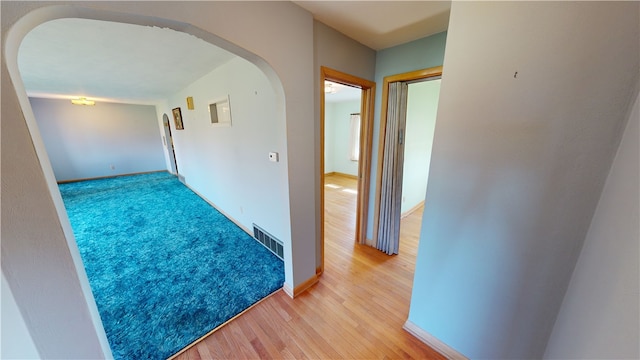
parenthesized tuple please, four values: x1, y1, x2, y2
(59, 171, 284, 359)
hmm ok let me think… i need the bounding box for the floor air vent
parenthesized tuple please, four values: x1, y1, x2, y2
(252, 224, 284, 260)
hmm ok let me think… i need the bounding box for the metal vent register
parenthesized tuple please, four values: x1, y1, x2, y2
(252, 224, 284, 260)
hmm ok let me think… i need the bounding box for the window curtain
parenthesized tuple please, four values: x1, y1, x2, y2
(376, 82, 408, 255)
(349, 113, 361, 161)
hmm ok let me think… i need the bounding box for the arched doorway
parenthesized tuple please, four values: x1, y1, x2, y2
(2, 4, 307, 358)
(162, 113, 179, 175)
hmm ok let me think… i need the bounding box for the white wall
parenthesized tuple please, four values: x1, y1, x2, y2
(2, 2, 316, 358)
(544, 90, 639, 359)
(401, 80, 440, 214)
(325, 99, 360, 177)
(408, 2, 639, 358)
(159, 57, 289, 243)
(1, 272, 41, 359)
(30, 97, 165, 181)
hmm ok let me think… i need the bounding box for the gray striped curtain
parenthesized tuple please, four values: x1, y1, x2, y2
(376, 82, 408, 255)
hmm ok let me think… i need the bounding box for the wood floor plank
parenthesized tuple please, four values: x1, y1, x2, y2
(222, 321, 261, 359)
(174, 174, 444, 359)
(246, 310, 285, 358)
(249, 338, 271, 359)
(203, 334, 229, 359)
(257, 301, 312, 360)
(209, 331, 233, 359)
(289, 291, 375, 359)
(193, 342, 210, 359)
(267, 298, 324, 359)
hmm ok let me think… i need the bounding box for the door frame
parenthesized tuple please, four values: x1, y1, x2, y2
(372, 66, 443, 248)
(319, 66, 376, 275)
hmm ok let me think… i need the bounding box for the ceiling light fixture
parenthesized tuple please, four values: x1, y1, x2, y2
(324, 84, 336, 94)
(71, 97, 95, 106)
(324, 81, 341, 94)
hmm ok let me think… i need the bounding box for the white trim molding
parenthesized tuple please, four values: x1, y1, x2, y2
(403, 320, 468, 360)
(282, 283, 294, 298)
(283, 274, 319, 298)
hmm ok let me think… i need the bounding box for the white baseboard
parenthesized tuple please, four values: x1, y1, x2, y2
(401, 200, 424, 219)
(283, 274, 319, 298)
(364, 238, 374, 247)
(282, 283, 294, 298)
(182, 182, 253, 237)
(403, 320, 468, 360)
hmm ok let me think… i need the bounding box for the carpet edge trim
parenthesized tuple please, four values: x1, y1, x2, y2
(167, 287, 284, 359)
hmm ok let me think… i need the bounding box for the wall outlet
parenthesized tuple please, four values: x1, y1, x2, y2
(268, 152, 279, 162)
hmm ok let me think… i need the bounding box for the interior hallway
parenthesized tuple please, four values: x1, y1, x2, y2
(174, 173, 442, 359)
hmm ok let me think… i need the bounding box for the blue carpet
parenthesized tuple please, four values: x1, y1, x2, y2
(59, 172, 284, 359)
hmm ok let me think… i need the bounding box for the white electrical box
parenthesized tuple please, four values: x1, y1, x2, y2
(268, 152, 279, 162)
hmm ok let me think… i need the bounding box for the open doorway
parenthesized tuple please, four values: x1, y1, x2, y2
(397, 78, 441, 255)
(319, 67, 375, 274)
(374, 66, 442, 255)
(162, 113, 179, 175)
(323, 80, 361, 259)
(11, 14, 290, 359)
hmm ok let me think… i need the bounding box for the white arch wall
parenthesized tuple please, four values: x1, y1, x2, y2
(1, 2, 316, 358)
(157, 57, 289, 244)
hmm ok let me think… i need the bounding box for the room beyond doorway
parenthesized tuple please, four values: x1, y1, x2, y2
(398, 79, 441, 249)
(373, 66, 442, 256)
(324, 80, 362, 252)
(319, 67, 375, 275)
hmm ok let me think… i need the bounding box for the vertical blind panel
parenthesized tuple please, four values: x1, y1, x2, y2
(377, 82, 408, 255)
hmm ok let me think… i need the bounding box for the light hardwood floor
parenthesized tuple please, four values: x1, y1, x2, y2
(174, 173, 443, 359)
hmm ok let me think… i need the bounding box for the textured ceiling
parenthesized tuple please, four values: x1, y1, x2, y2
(17, 2, 451, 104)
(294, 1, 450, 50)
(18, 18, 236, 104)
